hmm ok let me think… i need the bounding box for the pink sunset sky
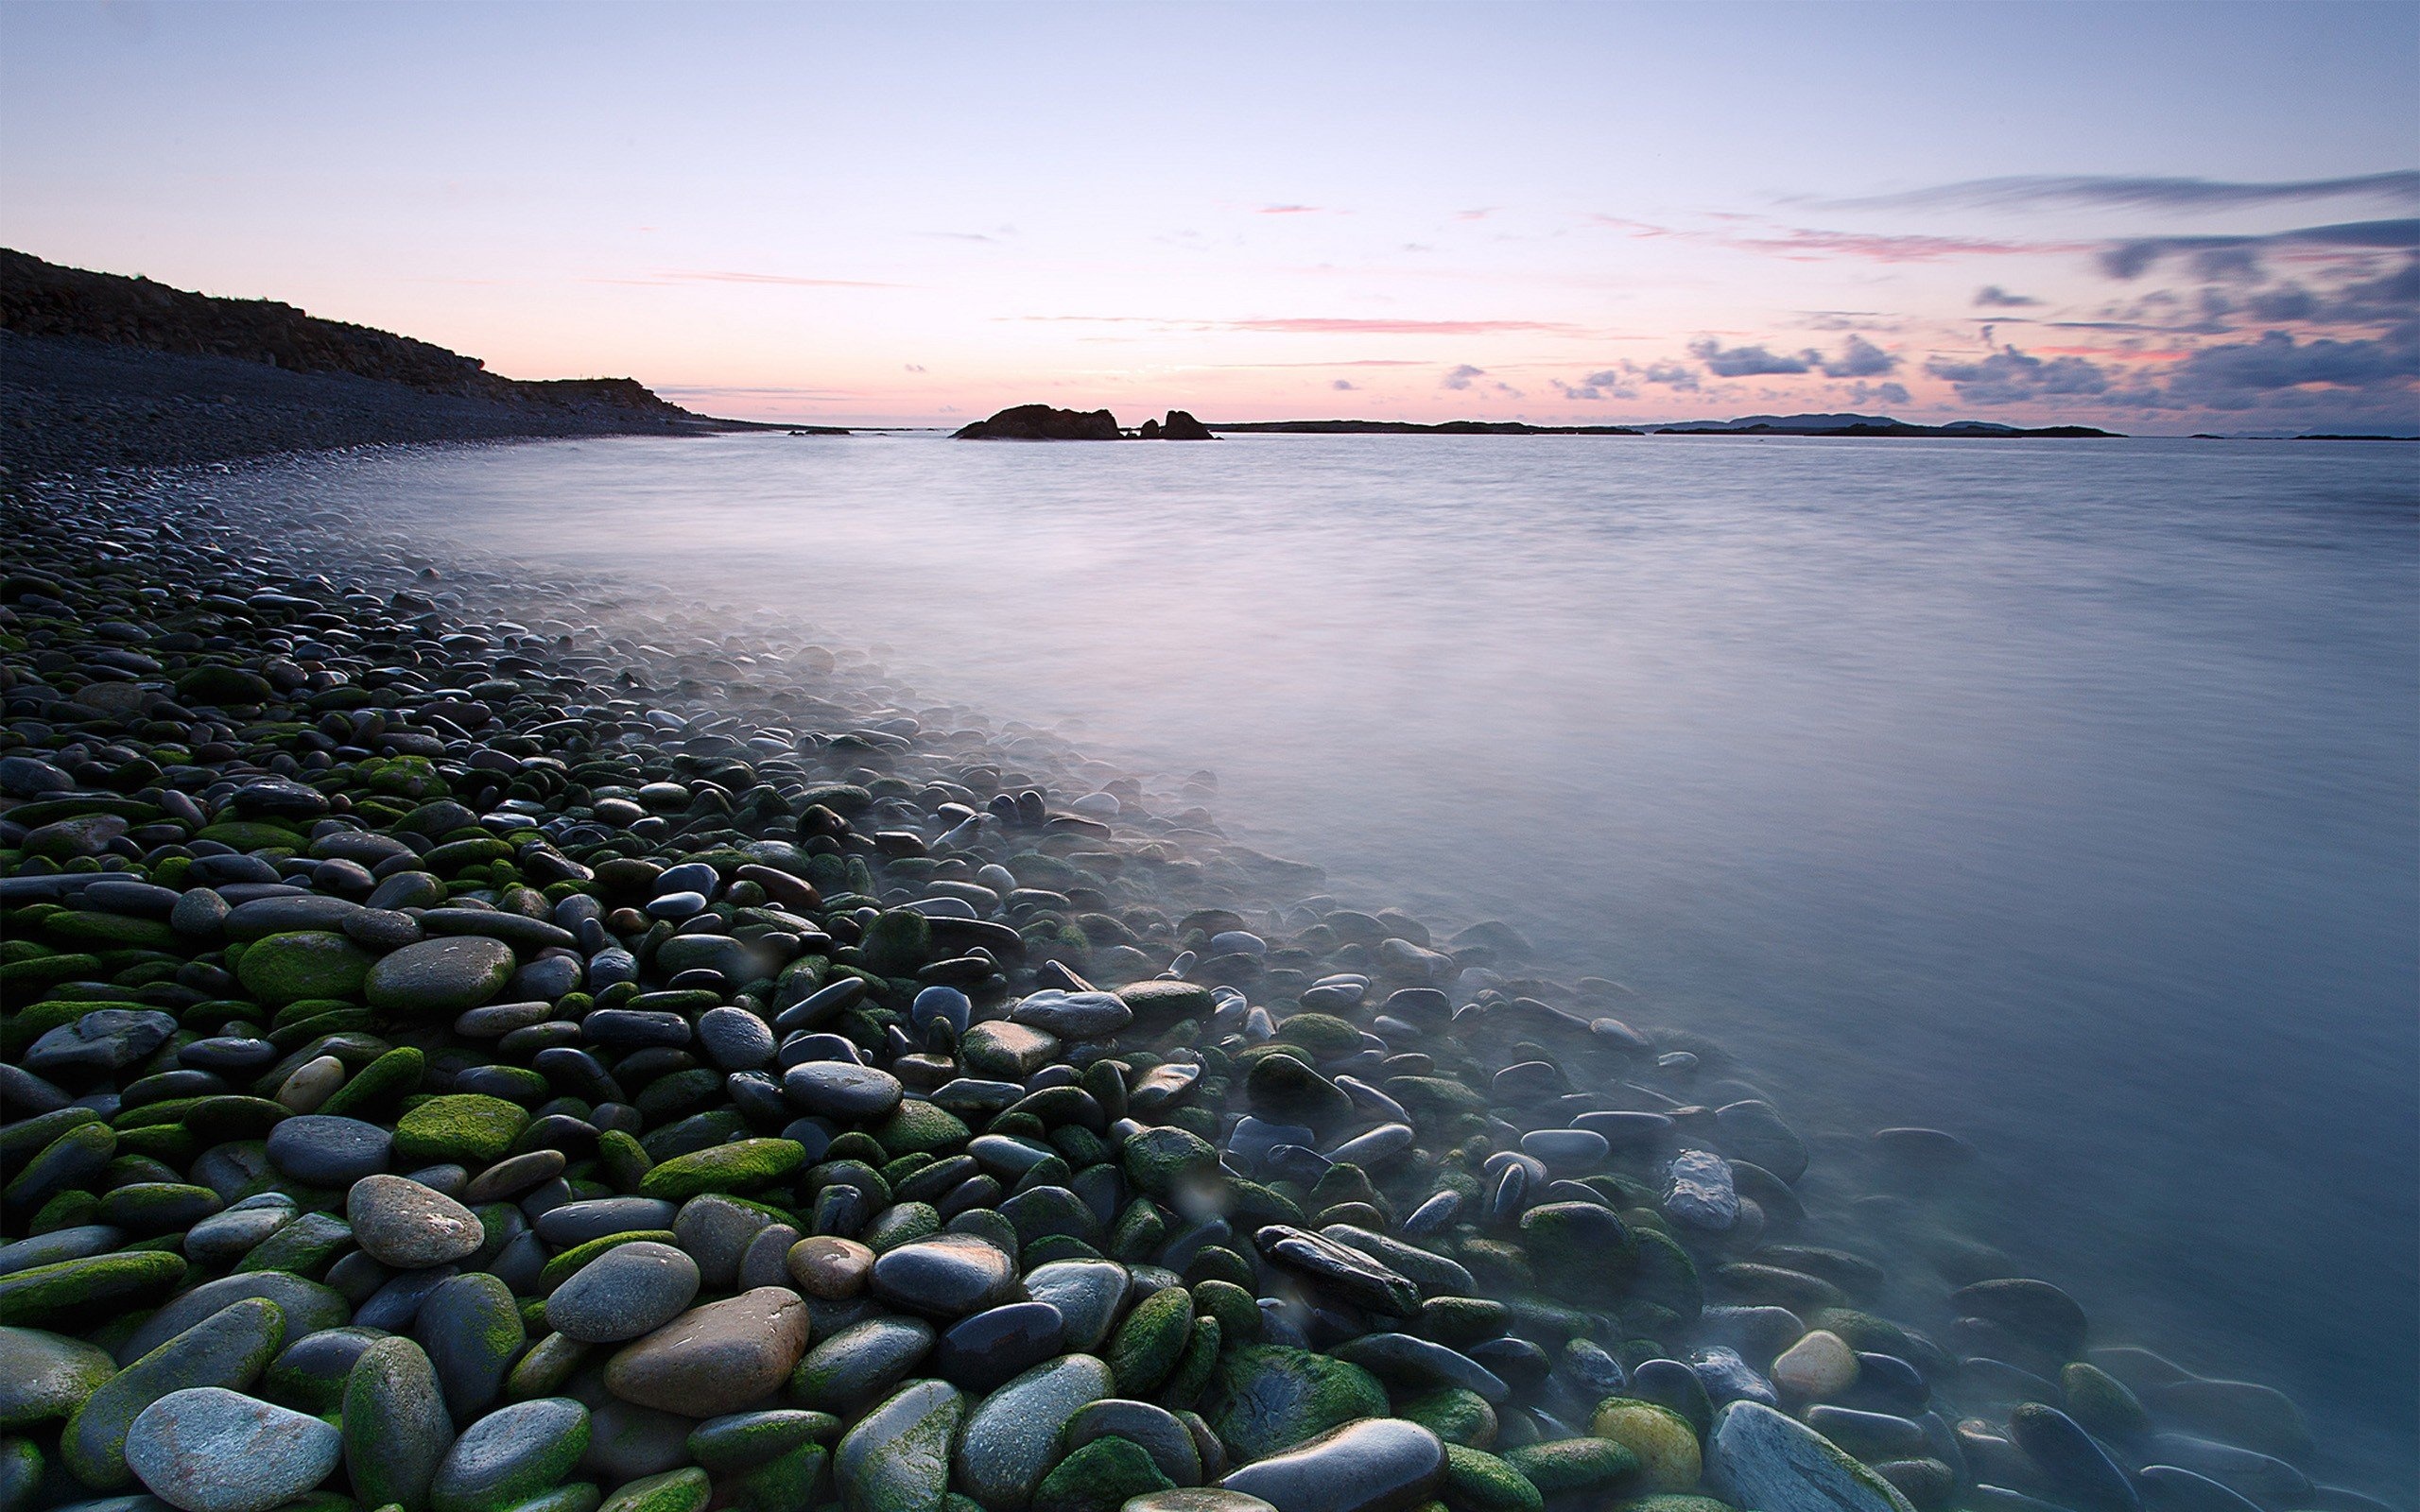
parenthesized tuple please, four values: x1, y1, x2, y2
(4, 1, 2414, 433)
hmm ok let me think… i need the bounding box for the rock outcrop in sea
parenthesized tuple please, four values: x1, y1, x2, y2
(0, 456, 2369, 1512)
(953, 405, 1218, 440)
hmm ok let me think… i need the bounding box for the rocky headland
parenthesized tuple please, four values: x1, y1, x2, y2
(1, 250, 774, 482)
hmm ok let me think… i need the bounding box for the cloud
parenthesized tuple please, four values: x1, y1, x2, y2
(1331, 379, 1357, 390)
(1846, 381, 1913, 407)
(1442, 364, 1486, 390)
(904, 363, 927, 373)
(1730, 229, 2066, 262)
(1230, 318, 1578, 335)
(2161, 324, 2420, 409)
(1689, 338, 1813, 376)
(1924, 344, 2116, 405)
(1975, 285, 2042, 308)
(1455, 208, 1495, 221)
(1818, 334, 1899, 378)
(1552, 369, 1637, 402)
(2100, 219, 2420, 279)
(1819, 172, 2420, 215)
(1640, 360, 1702, 391)
(1259, 205, 1322, 215)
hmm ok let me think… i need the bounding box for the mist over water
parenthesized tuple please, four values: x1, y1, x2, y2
(317, 432, 2415, 1487)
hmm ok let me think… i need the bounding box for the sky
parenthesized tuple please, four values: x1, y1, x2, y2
(3, 0, 2416, 433)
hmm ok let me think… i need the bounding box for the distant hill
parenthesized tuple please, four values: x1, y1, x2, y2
(1207, 412, 2118, 438)
(1209, 419, 1640, 435)
(1652, 412, 2120, 438)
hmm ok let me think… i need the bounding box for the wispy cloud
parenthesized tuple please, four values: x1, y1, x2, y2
(1724, 228, 2076, 262)
(1006, 316, 1581, 335)
(2100, 218, 2420, 278)
(595, 269, 906, 288)
(1259, 204, 1322, 215)
(1228, 317, 1578, 335)
(1817, 171, 2420, 214)
(1593, 215, 2073, 262)
(1975, 284, 2043, 308)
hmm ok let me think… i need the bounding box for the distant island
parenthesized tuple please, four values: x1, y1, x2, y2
(953, 404, 1216, 440)
(1214, 412, 2122, 438)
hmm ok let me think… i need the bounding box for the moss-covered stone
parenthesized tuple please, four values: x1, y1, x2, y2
(0, 1326, 118, 1431)
(394, 1094, 530, 1166)
(638, 1139, 804, 1200)
(1108, 1284, 1194, 1396)
(868, 1100, 970, 1158)
(1402, 1387, 1500, 1449)
(0, 1250, 186, 1328)
(1120, 1125, 1219, 1201)
(599, 1467, 710, 1512)
(1203, 1345, 1389, 1461)
(1115, 979, 1214, 1023)
(1031, 1435, 1175, 1512)
(1503, 1437, 1638, 1495)
(1590, 1400, 1702, 1494)
(2059, 1362, 2151, 1441)
(235, 930, 372, 1006)
(1443, 1443, 1544, 1512)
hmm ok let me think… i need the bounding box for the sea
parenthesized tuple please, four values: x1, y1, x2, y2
(272, 430, 2417, 1492)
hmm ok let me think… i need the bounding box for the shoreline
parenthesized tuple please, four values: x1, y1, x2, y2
(1, 451, 2399, 1512)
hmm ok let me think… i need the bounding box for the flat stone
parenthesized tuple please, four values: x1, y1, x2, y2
(365, 936, 517, 1015)
(605, 1287, 810, 1416)
(1703, 1400, 1915, 1512)
(782, 1062, 904, 1121)
(126, 1387, 340, 1512)
(1219, 1417, 1446, 1512)
(547, 1242, 700, 1344)
(348, 1176, 484, 1269)
(1010, 989, 1133, 1039)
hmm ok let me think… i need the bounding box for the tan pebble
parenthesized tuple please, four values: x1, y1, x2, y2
(786, 1234, 874, 1299)
(276, 1055, 346, 1113)
(1772, 1328, 1859, 1401)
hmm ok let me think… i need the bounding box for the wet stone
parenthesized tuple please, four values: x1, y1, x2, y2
(1219, 1417, 1446, 1512)
(125, 1386, 342, 1512)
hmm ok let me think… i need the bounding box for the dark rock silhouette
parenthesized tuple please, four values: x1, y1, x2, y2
(953, 404, 1122, 440)
(955, 405, 1219, 440)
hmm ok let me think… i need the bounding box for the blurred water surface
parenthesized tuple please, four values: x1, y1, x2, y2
(329, 431, 2415, 1488)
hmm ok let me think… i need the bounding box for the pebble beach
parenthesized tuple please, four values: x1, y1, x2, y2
(0, 441, 2396, 1512)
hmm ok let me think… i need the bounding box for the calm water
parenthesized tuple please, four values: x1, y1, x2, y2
(322, 432, 2416, 1488)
